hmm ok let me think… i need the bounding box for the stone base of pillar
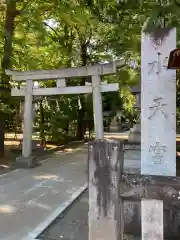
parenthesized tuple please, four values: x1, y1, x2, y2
(128, 119, 141, 144)
(128, 126, 141, 143)
(15, 156, 38, 168)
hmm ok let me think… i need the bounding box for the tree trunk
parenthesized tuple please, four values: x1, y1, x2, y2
(0, 0, 17, 158)
(76, 40, 89, 140)
(14, 100, 21, 139)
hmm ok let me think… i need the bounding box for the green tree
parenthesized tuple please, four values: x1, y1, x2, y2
(0, 0, 17, 158)
(0, 0, 157, 160)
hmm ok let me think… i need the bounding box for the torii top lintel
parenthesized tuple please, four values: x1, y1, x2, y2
(5, 60, 125, 81)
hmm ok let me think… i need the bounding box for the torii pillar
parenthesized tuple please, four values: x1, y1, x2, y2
(128, 84, 141, 143)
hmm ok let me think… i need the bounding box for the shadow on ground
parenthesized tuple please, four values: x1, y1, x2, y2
(39, 190, 141, 240)
(39, 191, 88, 240)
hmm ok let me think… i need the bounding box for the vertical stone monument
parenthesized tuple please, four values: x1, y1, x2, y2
(141, 28, 176, 239)
(123, 28, 177, 238)
(141, 28, 176, 176)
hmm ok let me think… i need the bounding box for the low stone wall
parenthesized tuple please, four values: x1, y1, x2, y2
(88, 139, 180, 239)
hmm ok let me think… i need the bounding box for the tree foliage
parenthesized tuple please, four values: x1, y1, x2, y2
(5, 0, 180, 156)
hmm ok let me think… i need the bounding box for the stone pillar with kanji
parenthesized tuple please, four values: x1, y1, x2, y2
(141, 28, 176, 240)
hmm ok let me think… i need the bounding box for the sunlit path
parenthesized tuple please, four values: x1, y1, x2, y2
(0, 148, 87, 240)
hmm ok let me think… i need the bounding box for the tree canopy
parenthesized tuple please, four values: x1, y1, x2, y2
(1, 0, 180, 159)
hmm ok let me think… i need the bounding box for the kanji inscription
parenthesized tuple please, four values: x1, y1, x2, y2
(148, 52, 168, 75)
(149, 142, 167, 164)
(148, 97, 167, 120)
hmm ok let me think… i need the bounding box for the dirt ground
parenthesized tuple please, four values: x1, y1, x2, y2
(0, 133, 85, 175)
(2, 132, 180, 175)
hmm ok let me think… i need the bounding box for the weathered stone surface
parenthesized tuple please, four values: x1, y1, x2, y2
(88, 139, 123, 240)
(141, 28, 176, 176)
(121, 173, 180, 204)
(88, 139, 180, 238)
(141, 28, 177, 240)
(121, 173, 180, 237)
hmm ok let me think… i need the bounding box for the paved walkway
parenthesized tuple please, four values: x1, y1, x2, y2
(0, 147, 87, 240)
(0, 133, 140, 240)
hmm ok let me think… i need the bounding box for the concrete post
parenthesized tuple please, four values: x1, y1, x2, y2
(88, 139, 124, 240)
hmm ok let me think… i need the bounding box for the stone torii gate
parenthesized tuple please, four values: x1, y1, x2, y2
(6, 60, 123, 167)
